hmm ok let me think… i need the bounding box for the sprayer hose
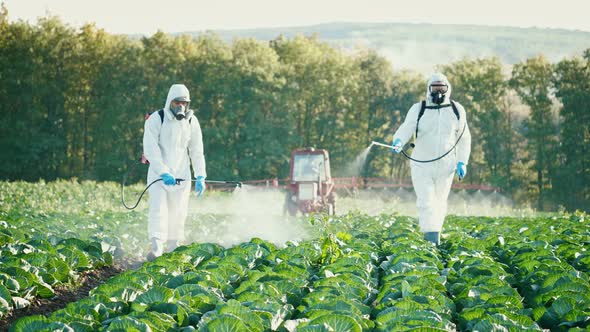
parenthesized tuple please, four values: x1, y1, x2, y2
(121, 162, 241, 210)
(401, 123, 467, 163)
(120, 160, 166, 210)
(121, 178, 162, 210)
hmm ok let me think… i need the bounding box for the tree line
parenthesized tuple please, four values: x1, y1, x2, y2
(0, 8, 588, 212)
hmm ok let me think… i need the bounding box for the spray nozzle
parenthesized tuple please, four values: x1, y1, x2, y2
(204, 179, 243, 188)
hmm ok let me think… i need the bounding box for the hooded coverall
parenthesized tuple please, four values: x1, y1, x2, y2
(392, 73, 471, 242)
(143, 84, 206, 253)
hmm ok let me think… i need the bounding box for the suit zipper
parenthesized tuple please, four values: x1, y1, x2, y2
(437, 108, 441, 163)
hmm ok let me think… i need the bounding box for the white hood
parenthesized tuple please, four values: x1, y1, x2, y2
(426, 72, 452, 106)
(163, 84, 193, 119)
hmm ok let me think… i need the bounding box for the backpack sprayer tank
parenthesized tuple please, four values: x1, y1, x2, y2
(141, 110, 165, 164)
(141, 113, 151, 164)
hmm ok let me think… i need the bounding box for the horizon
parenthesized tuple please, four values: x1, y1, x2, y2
(183, 21, 590, 35)
(4, 0, 590, 35)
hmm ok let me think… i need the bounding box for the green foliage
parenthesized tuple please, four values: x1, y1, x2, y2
(510, 56, 559, 210)
(441, 57, 514, 190)
(8, 315, 75, 332)
(2, 190, 590, 331)
(0, 211, 113, 318)
(0, 14, 590, 210)
(552, 53, 590, 211)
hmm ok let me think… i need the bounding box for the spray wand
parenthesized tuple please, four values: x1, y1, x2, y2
(370, 122, 466, 163)
(370, 140, 455, 163)
(370, 141, 393, 149)
(121, 174, 242, 210)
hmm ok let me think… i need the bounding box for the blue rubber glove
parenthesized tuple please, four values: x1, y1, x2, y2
(391, 138, 403, 154)
(456, 162, 467, 180)
(195, 176, 206, 196)
(161, 173, 176, 186)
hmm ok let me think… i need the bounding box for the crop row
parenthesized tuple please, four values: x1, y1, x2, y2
(6, 214, 406, 330)
(374, 221, 455, 331)
(7, 211, 590, 330)
(446, 214, 590, 330)
(442, 232, 541, 330)
(0, 213, 113, 320)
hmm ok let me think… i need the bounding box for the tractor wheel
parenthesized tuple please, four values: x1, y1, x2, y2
(327, 203, 335, 215)
(323, 202, 335, 215)
(327, 192, 337, 215)
(287, 203, 298, 216)
(284, 194, 298, 217)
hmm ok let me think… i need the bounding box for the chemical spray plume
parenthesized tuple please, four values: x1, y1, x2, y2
(340, 145, 372, 177)
(186, 186, 312, 248)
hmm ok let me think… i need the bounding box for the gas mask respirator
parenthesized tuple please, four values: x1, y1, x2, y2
(430, 91, 445, 105)
(171, 104, 187, 120)
(429, 83, 448, 105)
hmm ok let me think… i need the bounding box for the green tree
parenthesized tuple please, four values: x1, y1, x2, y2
(386, 70, 423, 181)
(441, 58, 513, 190)
(62, 24, 113, 178)
(225, 38, 285, 179)
(354, 50, 395, 179)
(0, 17, 75, 180)
(271, 35, 362, 176)
(510, 55, 558, 210)
(183, 34, 236, 180)
(92, 34, 144, 180)
(552, 50, 590, 211)
(0, 2, 7, 29)
(8, 12, 589, 212)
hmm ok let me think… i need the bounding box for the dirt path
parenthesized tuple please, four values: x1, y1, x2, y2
(0, 265, 124, 331)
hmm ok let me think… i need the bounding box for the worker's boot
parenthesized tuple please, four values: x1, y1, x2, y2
(146, 237, 164, 261)
(424, 232, 440, 245)
(166, 240, 179, 253)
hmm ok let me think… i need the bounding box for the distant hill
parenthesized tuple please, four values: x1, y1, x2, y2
(178, 22, 590, 73)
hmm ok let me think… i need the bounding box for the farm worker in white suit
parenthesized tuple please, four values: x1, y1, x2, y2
(391, 73, 471, 245)
(143, 84, 207, 260)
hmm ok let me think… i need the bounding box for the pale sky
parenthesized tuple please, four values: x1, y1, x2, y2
(4, 0, 590, 35)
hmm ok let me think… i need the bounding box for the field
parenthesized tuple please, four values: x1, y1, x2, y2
(0, 181, 589, 331)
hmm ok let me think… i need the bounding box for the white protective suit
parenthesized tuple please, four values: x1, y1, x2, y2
(143, 84, 206, 245)
(392, 73, 471, 233)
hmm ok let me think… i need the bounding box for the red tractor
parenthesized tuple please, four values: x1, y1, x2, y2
(284, 148, 336, 216)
